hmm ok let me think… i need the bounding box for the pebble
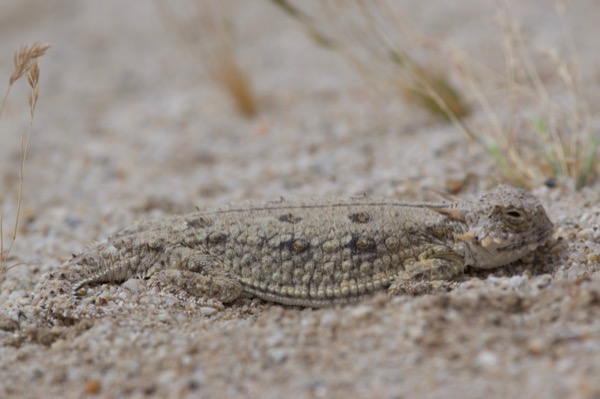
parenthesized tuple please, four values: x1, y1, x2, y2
(526, 338, 548, 355)
(199, 307, 218, 316)
(508, 275, 527, 290)
(122, 278, 145, 294)
(84, 379, 102, 395)
(475, 350, 499, 368)
(8, 290, 26, 300)
(533, 275, 552, 290)
(486, 276, 503, 285)
(267, 348, 289, 364)
(264, 330, 285, 347)
(349, 304, 373, 319)
(319, 310, 339, 326)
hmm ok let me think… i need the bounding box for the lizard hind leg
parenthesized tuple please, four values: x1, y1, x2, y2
(148, 269, 242, 310)
(148, 249, 242, 310)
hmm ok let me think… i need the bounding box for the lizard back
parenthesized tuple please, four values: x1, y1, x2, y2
(122, 197, 469, 306)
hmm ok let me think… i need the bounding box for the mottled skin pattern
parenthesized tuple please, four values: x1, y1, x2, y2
(33, 185, 553, 316)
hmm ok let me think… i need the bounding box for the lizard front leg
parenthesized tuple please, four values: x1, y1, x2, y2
(388, 255, 465, 296)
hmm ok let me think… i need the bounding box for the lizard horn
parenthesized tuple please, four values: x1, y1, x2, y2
(429, 207, 468, 222)
(454, 231, 476, 242)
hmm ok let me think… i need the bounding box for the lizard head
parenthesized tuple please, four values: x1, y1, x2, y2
(435, 185, 554, 269)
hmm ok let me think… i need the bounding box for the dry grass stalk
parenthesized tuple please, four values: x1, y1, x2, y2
(269, 0, 334, 47)
(273, 0, 597, 189)
(157, 0, 257, 117)
(1, 43, 49, 274)
(0, 43, 49, 118)
(270, 0, 470, 120)
(453, 1, 597, 189)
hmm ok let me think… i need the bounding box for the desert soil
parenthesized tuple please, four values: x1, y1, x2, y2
(1, 1, 600, 398)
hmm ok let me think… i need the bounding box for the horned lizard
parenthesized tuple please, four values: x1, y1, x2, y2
(32, 185, 553, 319)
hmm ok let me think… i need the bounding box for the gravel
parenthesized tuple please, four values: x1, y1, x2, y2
(1, 1, 599, 398)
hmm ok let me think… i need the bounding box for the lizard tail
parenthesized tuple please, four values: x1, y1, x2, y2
(31, 242, 160, 321)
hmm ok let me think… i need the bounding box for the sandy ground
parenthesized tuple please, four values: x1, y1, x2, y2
(1, 1, 600, 398)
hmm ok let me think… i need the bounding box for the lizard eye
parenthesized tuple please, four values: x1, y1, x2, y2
(505, 210, 523, 218)
(503, 208, 528, 229)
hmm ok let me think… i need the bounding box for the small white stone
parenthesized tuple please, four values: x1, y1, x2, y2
(349, 304, 373, 319)
(508, 275, 526, 289)
(533, 274, 552, 289)
(8, 290, 26, 300)
(267, 348, 289, 364)
(199, 307, 218, 316)
(158, 311, 171, 322)
(577, 228, 594, 240)
(319, 310, 339, 326)
(264, 330, 285, 347)
(486, 275, 502, 285)
(475, 350, 499, 368)
(122, 278, 144, 294)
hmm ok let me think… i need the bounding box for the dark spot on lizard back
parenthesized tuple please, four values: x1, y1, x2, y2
(349, 212, 371, 224)
(278, 213, 303, 224)
(208, 232, 228, 244)
(186, 215, 212, 229)
(280, 237, 310, 253)
(346, 234, 377, 253)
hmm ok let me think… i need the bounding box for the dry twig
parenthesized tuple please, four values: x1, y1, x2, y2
(157, 0, 257, 117)
(1, 43, 49, 273)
